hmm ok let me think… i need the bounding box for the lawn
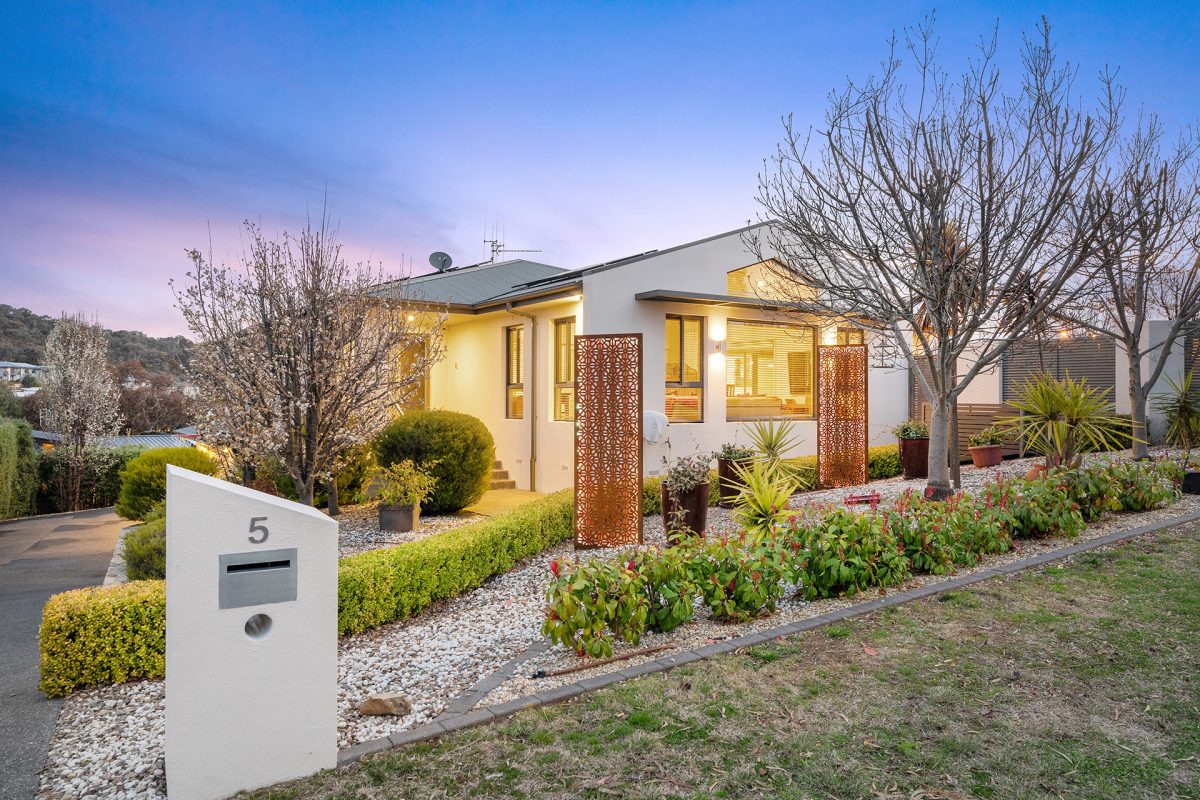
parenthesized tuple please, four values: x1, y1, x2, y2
(248, 524, 1200, 800)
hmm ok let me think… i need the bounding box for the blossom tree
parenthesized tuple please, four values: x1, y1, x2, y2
(753, 18, 1119, 496)
(40, 313, 123, 510)
(175, 215, 444, 507)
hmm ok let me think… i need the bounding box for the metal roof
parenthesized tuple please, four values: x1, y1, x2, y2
(32, 431, 197, 450)
(370, 259, 566, 307)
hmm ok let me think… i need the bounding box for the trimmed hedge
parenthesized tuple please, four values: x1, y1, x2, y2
(36, 445, 146, 514)
(38, 581, 166, 697)
(338, 489, 573, 634)
(115, 447, 220, 520)
(0, 418, 36, 519)
(375, 411, 494, 514)
(39, 488, 574, 695)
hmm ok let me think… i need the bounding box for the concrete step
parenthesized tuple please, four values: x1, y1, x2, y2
(494, 459, 503, 469)
(491, 469, 509, 480)
(489, 479, 517, 490)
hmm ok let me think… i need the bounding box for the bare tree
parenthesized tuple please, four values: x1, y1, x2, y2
(1060, 116, 1200, 458)
(174, 215, 445, 507)
(753, 17, 1119, 495)
(40, 313, 123, 510)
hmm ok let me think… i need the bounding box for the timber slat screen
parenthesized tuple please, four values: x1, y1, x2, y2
(574, 334, 643, 548)
(918, 403, 1021, 462)
(817, 344, 868, 488)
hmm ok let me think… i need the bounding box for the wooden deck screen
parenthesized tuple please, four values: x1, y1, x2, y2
(574, 334, 643, 548)
(818, 344, 868, 488)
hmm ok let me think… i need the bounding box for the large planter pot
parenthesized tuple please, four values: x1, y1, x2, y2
(661, 483, 709, 542)
(1182, 471, 1200, 495)
(968, 444, 1003, 468)
(716, 457, 752, 507)
(379, 503, 419, 533)
(898, 437, 929, 480)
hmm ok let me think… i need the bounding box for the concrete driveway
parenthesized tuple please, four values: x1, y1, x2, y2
(0, 508, 124, 800)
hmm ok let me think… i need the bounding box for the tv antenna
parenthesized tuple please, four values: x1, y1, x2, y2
(483, 221, 541, 263)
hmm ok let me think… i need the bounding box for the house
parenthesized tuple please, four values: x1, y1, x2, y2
(31, 431, 199, 451)
(376, 224, 911, 493)
(0, 361, 44, 382)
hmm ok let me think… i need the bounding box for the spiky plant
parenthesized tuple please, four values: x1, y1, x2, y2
(1003, 374, 1131, 468)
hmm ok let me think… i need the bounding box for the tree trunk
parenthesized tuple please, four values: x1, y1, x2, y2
(240, 461, 256, 486)
(1128, 357, 1149, 460)
(295, 477, 314, 507)
(326, 475, 339, 517)
(927, 396, 953, 498)
(949, 395, 961, 489)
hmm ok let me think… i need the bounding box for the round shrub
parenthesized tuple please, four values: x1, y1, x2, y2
(374, 411, 494, 514)
(115, 447, 220, 520)
(123, 517, 165, 581)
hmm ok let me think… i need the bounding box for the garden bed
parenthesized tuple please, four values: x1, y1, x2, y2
(335, 502, 480, 556)
(35, 449, 1186, 799)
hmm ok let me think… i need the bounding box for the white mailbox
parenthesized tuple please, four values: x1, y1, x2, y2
(165, 466, 337, 800)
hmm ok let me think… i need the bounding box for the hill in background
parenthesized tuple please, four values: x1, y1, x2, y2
(0, 304, 192, 375)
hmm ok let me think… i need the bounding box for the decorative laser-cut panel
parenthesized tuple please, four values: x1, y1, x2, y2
(574, 334, 644, 548)
(818, 344, 868, 489)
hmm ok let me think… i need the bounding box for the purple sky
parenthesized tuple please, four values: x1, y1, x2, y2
(3, 1, 1198, 336)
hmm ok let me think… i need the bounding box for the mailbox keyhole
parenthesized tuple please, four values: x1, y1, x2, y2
(244, 613, 273, 640)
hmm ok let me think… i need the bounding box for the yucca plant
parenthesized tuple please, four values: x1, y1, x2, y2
(1003, 374, 1131, 468)
(1153, 371, 1200, 461)
(729, 458, 800, 535)
(746, 419, 803, 472)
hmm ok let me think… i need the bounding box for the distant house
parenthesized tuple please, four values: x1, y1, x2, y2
(0, 361, 44, 382)
(31, 431, 199, 452)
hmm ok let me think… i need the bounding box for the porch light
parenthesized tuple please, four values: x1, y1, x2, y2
(820, 325, 839, 346)
(709, 318, 726, 342)
(1058, 328, 1070, 339)
(406, 314, 416, 322)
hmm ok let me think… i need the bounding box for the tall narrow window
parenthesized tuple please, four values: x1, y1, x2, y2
(553, 317, 576, 421)
(505, 325, 524, 419)
(665, 315, 704, 422)
(836, 327, 865, 345)
(395, 340, 429, 411)
(726, 320, 815, 420)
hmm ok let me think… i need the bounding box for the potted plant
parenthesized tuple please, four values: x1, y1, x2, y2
(1153, 370, 1200, 493)
(375, 460, 438, 533)
(892, 419, 930, 480)
(660, 453, 712, 541)
(715, 443, 755, 507)
(967, 426, 1006, 468)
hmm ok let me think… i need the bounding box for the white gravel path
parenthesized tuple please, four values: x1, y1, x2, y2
(36, 449, 1193, 800)
(335, 502, 479, 557)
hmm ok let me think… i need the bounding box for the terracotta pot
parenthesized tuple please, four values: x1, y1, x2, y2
(968, 444, 1003, 468)
(1024, 463, 1049, 481)
(661, 482, 709, 541)
(379, 503, 419, 532)
(898, 437, 929, 480)
(716, 457, 752, 507)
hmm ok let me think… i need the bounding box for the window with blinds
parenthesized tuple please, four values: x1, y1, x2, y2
(665, 314, 703, 422)
(505, 325, 524, 419)
(553, 317, 576, 421)
(726, 320, 815, 420)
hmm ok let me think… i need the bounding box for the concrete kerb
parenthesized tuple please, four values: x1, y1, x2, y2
(335, 507, 1200, 768)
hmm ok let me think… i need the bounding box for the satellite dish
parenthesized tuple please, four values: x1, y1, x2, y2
(429, 252, 453, 272)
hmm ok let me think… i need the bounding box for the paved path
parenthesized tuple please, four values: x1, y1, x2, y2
(463, 488, 545, 517)
(0, 509, 124, 800)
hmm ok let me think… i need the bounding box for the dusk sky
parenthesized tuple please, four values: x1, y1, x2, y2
(3, 1, 1198, 336)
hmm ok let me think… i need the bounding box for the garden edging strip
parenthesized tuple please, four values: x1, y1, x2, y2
(335, 505, 1200, 768)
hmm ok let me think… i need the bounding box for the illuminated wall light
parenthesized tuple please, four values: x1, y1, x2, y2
(709, 318, 726, 342)
(406, 314, 416, 322)
(1058, 328, 1071, 340)
(820, 325, 839, 346)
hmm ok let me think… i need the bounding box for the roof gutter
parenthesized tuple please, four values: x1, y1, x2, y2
(506, 302, 539, 492)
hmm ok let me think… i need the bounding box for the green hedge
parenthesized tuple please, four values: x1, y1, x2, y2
(0, 418, 36, 519)
(337, 489, 573, 634)
(784, 444, 902, 490)
(36, 445, 147, 514)
(38, 581, 166, 697)
(39, 488, 575, 696)
(115, 447, 220, 520)
(124, 516, 166, 581)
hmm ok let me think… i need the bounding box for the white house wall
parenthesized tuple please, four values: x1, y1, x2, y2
(580, 230, 909, 475)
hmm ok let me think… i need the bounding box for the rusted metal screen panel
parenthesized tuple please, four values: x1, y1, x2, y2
(818, 344, 868, 488)
(574, 334, 643, 548)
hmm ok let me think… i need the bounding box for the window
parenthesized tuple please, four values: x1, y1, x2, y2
(836, 327, 864, 346)
(553, 317, 576, 421)
(665, 315, 704, 422)
(726, 260, 817, 302)
(726, 320, 815, 420)
(395, 340, 429, 411)
(505, 325, 524, 419)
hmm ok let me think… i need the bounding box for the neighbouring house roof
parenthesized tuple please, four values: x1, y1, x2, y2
(370, 259, 567, 308)
(32, 431, 197, 450)
(0, 361, 43, 369)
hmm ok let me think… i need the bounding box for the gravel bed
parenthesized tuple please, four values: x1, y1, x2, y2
(36, 448, 1192, 800)
(336, 502, 479, 557)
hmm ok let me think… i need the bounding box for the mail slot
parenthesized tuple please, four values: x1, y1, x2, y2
(218, 548, 298, 609)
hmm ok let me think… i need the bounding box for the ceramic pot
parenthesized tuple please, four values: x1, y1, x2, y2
(898, 437, 929, 480)
(379, 503, 419, 532)
(968, 444, 1003, 468)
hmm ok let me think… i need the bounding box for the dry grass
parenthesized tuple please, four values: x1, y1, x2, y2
(245, 524, 1200, 800)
